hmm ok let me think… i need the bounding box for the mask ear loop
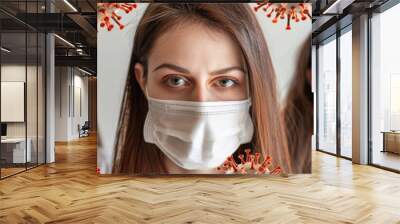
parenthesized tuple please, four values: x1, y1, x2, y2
(144, 85, 154, 101)
(144, 87, 160, 103)
(144, 86, 149, 99)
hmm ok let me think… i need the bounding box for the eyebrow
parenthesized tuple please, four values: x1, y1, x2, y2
(153, 63, 245, 75)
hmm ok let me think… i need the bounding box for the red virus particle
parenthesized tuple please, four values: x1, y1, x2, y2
(98, 3, 138, 31)
(217, 148, 282, 175)
(253, 1, 311, 30)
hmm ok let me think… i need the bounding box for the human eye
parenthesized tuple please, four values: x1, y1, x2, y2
(163, 75, 190, 88)
(215, 78, 238, 88)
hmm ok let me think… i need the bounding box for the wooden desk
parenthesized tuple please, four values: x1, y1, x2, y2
(381, 131, 400, 154)
(1, 138, 32, 163)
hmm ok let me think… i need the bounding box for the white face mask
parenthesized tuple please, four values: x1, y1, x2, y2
(143, 94, 254, 170)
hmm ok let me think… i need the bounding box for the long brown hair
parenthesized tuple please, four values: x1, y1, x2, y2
(113, 3, 293, 174)
(283, 37, 313, 173)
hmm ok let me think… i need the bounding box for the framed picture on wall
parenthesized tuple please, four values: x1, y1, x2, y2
(97, 2, 313, 175)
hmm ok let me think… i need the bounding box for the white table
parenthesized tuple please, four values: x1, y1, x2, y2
(1, 138, 32, 163)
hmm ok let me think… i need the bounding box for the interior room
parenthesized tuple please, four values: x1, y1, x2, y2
(0, 0, 97, 179)
(0, 0, 399, 223)
(0, 23, 46, 178)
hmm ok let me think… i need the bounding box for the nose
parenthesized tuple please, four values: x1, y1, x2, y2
(191, 84, 210, 102)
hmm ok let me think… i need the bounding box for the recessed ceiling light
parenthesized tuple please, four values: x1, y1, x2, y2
(54, 34, 75, 48)
(63, 0, 78, 12)
(1, 47, 11, 53)
(78, 67, 93, 76)
(322, 0, 355, 15)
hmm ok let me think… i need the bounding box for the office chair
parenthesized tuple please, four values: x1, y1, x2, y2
(79, 121, 90, 138)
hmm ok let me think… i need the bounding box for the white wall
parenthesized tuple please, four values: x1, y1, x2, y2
(55, 66, 69, 141)
(54, 67, 89, 141)
(73, 73, 89, 138)
(97, 3, 312, 173)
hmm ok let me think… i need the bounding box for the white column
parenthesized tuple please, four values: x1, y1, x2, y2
(46, 33, 55, 163)
(312, 45, 317, 150)
(352, 14, 369, 164)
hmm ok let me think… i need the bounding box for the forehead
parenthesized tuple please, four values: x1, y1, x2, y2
(147, 21, 244, 70)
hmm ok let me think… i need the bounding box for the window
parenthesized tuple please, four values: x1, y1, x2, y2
(339, 28, 352, 158)
(370, 2, 400, 171)
(316, 25, 353, 159)
(317, 36, 337, 154)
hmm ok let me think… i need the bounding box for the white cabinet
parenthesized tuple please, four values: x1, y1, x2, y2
(1, 138, 32, 163)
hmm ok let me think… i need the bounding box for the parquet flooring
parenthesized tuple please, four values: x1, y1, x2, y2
(1, 134, 400, 223)
(1, 167, 26, 178)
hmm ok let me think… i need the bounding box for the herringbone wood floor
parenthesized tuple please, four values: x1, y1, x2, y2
(1, 135, 400, 224)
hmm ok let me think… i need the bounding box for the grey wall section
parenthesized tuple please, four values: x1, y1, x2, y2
(352, 14, 369, 164)
(46, 33, 55, 163)
(88, 77, 97, 132)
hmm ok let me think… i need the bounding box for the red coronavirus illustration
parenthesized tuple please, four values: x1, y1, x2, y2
(98, 3, 138, 31)
(253, 1, 311, 30)
(217, 149, 282, 175)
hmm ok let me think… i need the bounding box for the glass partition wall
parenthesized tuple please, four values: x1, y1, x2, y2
(0, 31, 27, 177)
(316, 26, 353, 159)
(0, 1, 46, 179)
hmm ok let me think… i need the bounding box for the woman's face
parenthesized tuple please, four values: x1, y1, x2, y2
(135, 22, 249, 101)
